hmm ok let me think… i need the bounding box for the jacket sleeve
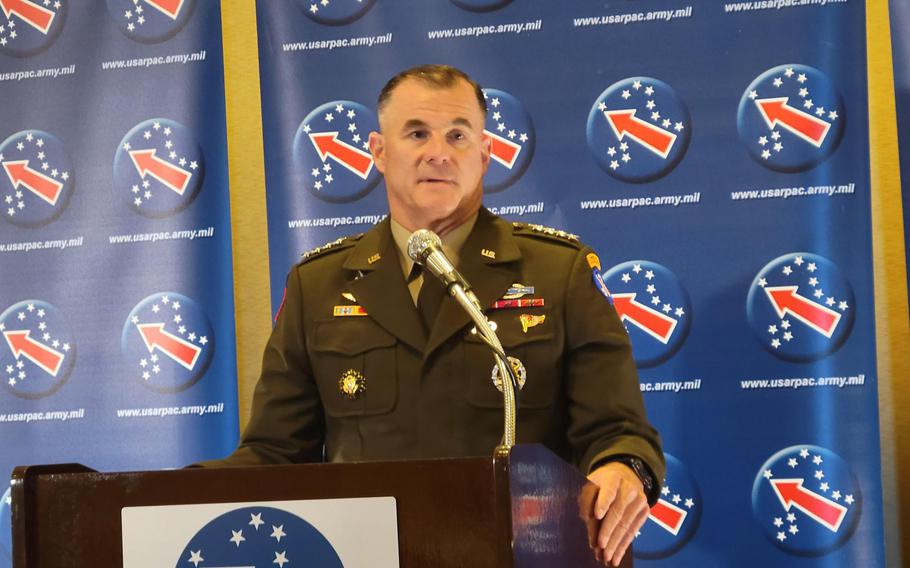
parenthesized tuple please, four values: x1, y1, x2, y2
(563, 247, 665, 502)
(197, 266, 325, 467)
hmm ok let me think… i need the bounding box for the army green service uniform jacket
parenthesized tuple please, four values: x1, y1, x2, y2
(212, 209, 664, 498)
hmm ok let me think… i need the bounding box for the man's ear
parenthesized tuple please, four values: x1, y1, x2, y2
(480, 131, 492, 173)
(369, 131, 386, 174)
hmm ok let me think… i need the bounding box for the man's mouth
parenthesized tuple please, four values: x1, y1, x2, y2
(419, 177, 455, 185)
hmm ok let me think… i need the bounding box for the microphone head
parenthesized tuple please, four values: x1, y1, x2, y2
(407, 229, 442, 264)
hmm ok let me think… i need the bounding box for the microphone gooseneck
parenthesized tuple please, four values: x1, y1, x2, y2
(407, 228, 519, 451)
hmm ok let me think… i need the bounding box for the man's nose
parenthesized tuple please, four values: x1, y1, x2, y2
(424, 134, 451, 165)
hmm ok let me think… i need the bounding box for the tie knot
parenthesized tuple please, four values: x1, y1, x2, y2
(407, 262, 423, 284)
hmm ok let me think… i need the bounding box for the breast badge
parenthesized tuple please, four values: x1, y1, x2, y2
(519, 313, 546, 333)
(339, 369, 366, 399)
(491, 356, 526, 393)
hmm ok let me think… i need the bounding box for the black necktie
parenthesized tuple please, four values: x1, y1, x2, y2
(416, 267, 446, 334)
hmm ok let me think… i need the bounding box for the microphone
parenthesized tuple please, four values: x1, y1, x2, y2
(407, 229, 473, 293)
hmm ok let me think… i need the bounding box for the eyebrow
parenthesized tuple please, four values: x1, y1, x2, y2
(401, 117, 475, 131)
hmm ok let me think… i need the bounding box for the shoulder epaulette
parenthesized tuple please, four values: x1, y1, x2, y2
(512, 222, 581, 246)
(299, 233, 363, 264)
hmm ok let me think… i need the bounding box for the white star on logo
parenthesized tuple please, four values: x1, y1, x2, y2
(249, 512, 265, 529)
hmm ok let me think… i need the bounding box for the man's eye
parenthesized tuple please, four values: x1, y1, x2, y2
(409, 131, 428, 140)
(449, 131, 466, 141)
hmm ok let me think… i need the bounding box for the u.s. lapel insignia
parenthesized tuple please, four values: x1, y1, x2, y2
(481, 248, 496, 259)
(334, 305, 368, 317)
(339, 369, 366, 399)
(519, 313, 546, 333)
(341, 292, 357, 302)
(491, 356, 527, 393)
(367, 253, 381, 264)
(502, 283, 535, 300)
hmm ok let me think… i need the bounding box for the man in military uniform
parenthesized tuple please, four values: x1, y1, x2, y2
(208, 65, 663, 567)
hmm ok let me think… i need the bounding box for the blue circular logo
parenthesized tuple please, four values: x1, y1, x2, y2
(106, 0, 196, 43)
(737, 64, 845, 172)
(450, 0, 512, 11)
(178, 506, 343, 567)
(482, 88, 534, 193)
(294, 0, 375, 25)
(0, 300, 76, 399)
(587, 77, 691, 183)
(121, 292, 214, 393)
(747, 253, 854, 362)
(602, 261, 691, 367)
(752, 445, 861, 556)
(293, 100, 380, 203)
(114, 118, 205, 218)
(0, 486, 11, 562)
(0, 0, 66, 57)
(1, 129, 74, 227)
(634, 453, 701, 559)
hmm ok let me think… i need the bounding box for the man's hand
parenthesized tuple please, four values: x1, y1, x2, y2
(581, 462, 650, 566)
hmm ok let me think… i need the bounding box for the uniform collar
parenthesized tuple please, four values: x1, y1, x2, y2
(340, 208, 523, 356)
(388, 212, 478, 280)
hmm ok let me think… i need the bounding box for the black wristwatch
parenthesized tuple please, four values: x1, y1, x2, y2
(610, 456, 657, 503)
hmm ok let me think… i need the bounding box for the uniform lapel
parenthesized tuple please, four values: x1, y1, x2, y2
(344, 220, 426, 353)
(424, 209, 522, 358)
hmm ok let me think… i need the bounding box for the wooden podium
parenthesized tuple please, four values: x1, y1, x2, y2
(11, 444, 631, 567)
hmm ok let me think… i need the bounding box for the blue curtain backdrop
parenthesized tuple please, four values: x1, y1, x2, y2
(256, 1, 884, 566)
(0, 2, 239, 564)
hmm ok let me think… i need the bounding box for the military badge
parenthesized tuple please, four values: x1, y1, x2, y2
(592, 270, 613, 304)
(333, 305, 367, 317)
(519, 313, 546, 333)
(491, 356, 527, 393)
(492, 298, 545, 310)
(341, 292, 357, 302)
(339, 369, 366, 399)
(587, 253, 601, 271)
(502, 283, 535, 300)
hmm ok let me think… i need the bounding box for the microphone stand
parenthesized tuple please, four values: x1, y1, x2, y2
(447, 285, 518, 452)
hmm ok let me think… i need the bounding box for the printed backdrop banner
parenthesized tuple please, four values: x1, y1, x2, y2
(256, 1, 884, 566)
(0, 2, 239, 564)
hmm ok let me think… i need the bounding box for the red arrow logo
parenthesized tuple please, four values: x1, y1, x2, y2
(604, 109, 677, 159)
(309, 132, 374, 179)
(128, 149, 192, 195)
(611, 293, 678, 344)
(2, 160, 64, 206)
(136, 323, 201, 370)
(3, 330, 64, 376)
(648, 498, 688, 536)
(764, 286, 841, 338)
(143, 0, 184, 19)
(755, 97, 831, 147)
(484, 130, 522, 169)
(0, 0, 55, 34)
(770, 478, 847, 532)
